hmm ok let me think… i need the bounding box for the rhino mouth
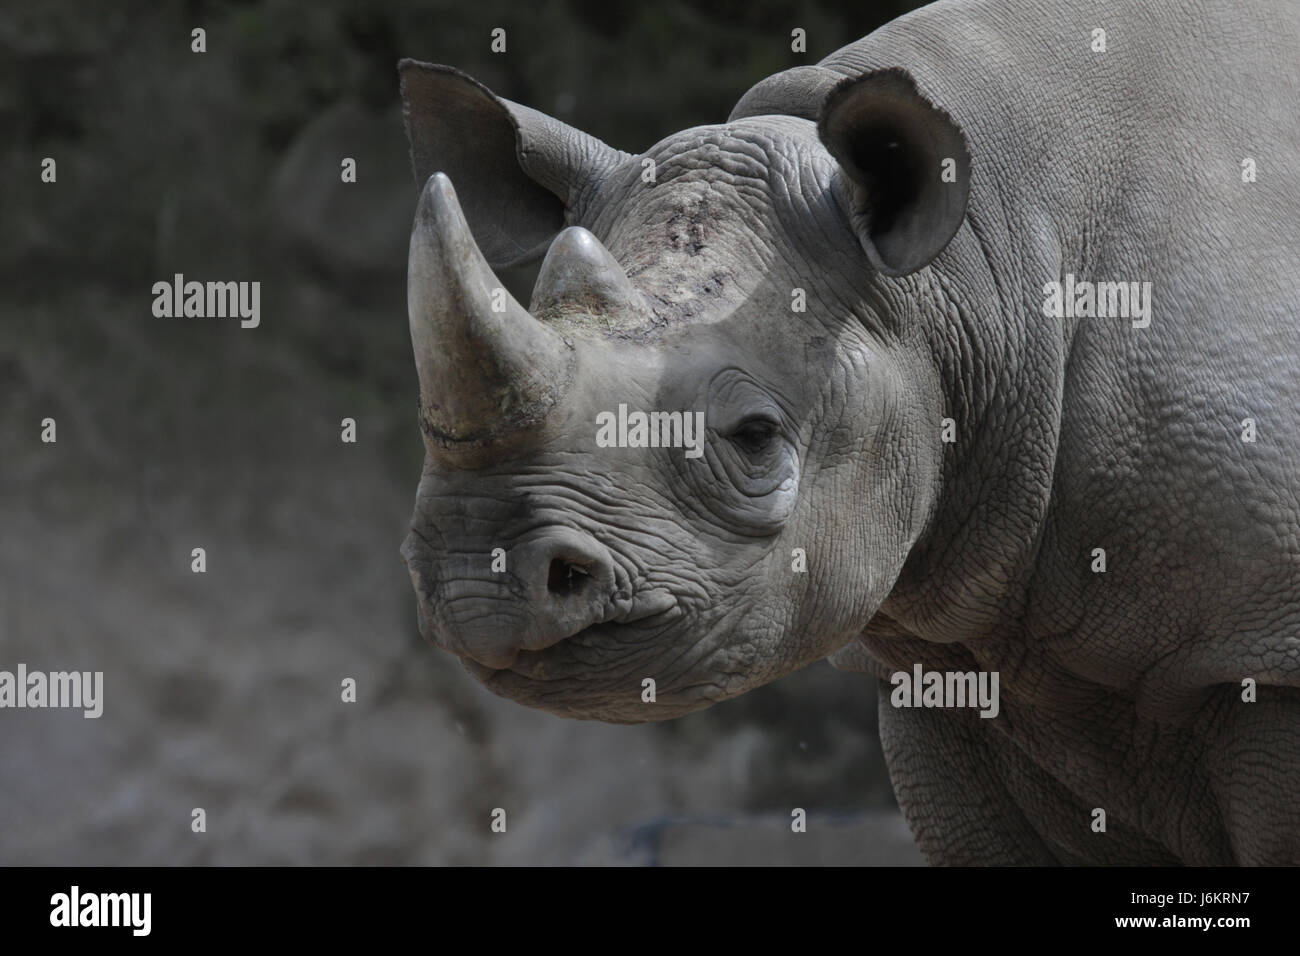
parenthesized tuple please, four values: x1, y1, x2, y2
(458, 600, 683, 684)
(452, 594, 758, 722)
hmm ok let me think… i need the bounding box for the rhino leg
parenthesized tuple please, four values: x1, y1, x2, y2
(878, 687, 1058, 865)
(879, 688, 1192, 865)
(1203, 690, 1300, 865)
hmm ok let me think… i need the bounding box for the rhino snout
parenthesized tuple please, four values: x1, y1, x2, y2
(417, 527, 631, 670)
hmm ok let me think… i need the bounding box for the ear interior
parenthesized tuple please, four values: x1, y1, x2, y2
(400, 61, 564, 268)
(818, 69, 971, 277)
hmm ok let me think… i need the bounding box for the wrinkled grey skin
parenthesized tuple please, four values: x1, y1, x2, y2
(400, 0, 1300, 865)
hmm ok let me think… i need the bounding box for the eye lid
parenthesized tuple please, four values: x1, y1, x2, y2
(717, 405, 782, 433)
(729, 416, 779, 435)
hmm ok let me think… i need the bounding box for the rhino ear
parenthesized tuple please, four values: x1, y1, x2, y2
(818, 68, 970, 277)
(399, 60, 630, 269)
(729, 65, 842, 122)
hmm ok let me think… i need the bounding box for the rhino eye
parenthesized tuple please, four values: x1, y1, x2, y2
(728, 418, 778, 455)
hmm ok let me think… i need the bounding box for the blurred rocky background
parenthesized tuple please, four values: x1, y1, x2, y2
(0, 0, 925, 865)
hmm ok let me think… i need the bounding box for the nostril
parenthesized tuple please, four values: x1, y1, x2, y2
(547, 558, 590, 596)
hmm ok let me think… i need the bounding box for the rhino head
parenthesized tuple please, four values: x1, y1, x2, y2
(399, 61, 970, 722)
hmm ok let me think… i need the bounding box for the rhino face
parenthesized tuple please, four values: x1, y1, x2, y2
(399, 63, 969, 722)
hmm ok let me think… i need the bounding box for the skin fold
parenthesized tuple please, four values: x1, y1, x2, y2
(400, 0, 1300, 864)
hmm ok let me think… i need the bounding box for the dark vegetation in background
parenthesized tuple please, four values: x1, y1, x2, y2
(3, 0, 920, 296)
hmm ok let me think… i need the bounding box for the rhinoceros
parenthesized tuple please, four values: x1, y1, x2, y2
(398, 0, 1300, 865)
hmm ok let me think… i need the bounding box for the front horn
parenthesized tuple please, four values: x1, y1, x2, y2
(408, 172, 573, 446)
